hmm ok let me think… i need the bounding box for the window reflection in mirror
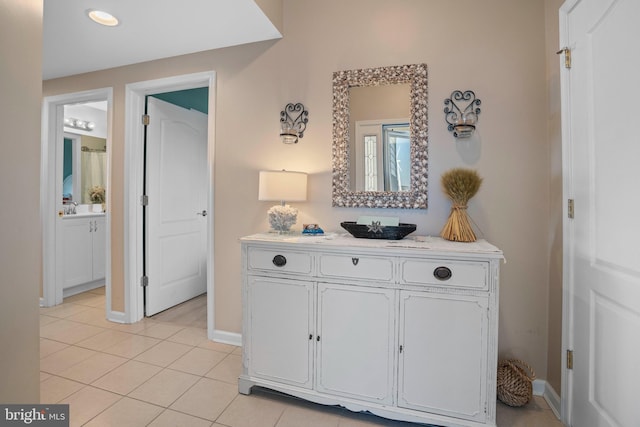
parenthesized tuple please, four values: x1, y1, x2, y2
(348, 83, 411, 193)
(354, 120, 410, 192)
(382, 123, 410, 191)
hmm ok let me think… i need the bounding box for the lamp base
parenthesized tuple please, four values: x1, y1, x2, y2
(267, 204, 298, 233)
(267, 229, 297, 235)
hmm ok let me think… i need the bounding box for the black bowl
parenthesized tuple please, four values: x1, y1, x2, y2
(340, 221, 417, 240)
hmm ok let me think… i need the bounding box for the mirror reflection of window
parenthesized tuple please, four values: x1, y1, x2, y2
(382, 124, 410, 192)
(348, 83, 411, 193)
(364, 135, 378, 191)
(355, 119, 410, 192)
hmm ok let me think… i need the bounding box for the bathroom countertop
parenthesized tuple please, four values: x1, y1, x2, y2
(62, 212, 105, 219)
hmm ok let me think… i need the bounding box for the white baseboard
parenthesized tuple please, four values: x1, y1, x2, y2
(533, 379, 561, 420)
(62, 280, 104, 299)
(543, 381, 561, 420)
(532, 379, 545, 396)
(106, 310, 127, 324)
(211, 329, 242, 347)
(104, 308, 242, 348)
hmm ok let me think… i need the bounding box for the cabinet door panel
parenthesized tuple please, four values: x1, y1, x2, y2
(247, 276, 313, 388)
(399, 291, 488, 422)
(62, 219, 93, 288)
(317, 283, 395, 404)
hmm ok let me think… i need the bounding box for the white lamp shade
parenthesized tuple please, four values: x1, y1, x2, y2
(258, 170, 307, 202)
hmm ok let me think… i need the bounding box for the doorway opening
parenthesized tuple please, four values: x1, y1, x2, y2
(124, 72, 221, 342)
(143, 89, 209, 317)
(41, 89, 113, 312)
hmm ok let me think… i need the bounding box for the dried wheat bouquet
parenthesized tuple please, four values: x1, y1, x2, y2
(440, 168, 482, 242)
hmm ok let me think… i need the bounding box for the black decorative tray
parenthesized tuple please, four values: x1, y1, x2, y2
(340, 221, 417, 240)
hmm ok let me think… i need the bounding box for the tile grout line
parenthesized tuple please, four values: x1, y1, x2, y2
(41, 290, 220, 425)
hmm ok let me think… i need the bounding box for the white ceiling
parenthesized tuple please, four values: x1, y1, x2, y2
(43, 0, 282, 80)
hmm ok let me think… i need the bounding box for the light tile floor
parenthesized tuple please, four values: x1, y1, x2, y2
(40, 288, 564, 426)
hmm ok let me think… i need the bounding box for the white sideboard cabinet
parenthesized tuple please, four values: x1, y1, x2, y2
(62, 215, 105, 289)
(239, 234, 503, 427)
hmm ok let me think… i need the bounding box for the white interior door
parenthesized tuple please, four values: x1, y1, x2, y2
(145, 97, 208, 316)
(562, 1, 640, 425)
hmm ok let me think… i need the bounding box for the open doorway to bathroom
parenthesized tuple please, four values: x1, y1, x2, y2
(60, 101, 108, 298)
(41, 88, 112, 311)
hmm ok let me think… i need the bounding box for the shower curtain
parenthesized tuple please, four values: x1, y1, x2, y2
(80, 151, 106, 204)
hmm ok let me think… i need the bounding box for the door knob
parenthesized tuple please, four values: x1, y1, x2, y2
(197, 210, 207, 216)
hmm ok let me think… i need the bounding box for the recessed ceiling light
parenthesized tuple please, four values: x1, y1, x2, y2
(87, 10, 119, 27)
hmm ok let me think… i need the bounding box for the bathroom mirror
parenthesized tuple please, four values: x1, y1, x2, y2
(62, 101, 108, 205)
(332, 63, 428, 208)
(62, 134, 107, 204)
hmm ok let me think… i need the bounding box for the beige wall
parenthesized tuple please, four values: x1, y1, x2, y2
(0, 0, 42, 403)
(255, 0, 283, 34)
(44, 0, 562, 384)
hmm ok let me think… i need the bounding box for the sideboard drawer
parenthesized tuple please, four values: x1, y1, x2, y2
(247, 247, 312, 276)
(318, 253, 394, 282)
(400, 259, 488, 290)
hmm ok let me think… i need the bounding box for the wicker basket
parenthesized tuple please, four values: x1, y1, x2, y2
(497, 359, 536, 407)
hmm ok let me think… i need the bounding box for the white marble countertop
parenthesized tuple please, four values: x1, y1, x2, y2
(241, 233, 504, 258)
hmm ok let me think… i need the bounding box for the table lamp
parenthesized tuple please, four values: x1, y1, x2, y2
(258, 170, 307, 233)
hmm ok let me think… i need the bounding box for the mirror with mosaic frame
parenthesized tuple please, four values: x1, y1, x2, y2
(332, 63, 428, 208)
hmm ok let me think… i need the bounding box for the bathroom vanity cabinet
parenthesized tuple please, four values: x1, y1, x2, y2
(62, 214, 105, 289)
(239, 234, 503, 427)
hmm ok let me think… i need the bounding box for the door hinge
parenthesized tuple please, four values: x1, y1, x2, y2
(141, 276, 149, 287)
(142, 114, 150, 126)
(568, 199, 575, 219)
(556, 47, 571, 69)
(567, 349, 574, 370)
(141, 195, 149, 206)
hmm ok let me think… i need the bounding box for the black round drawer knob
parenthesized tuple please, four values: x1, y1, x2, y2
(433, 266, 452, 280)
(272, 255, 287, 267)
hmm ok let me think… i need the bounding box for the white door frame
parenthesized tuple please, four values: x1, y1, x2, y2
(124, 71, 217, 340)
(560, 2, 575, 424)
(41, 88, 113, 308)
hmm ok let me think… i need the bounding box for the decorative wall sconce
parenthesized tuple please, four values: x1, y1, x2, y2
(280, 103, 309, 144)
(444, 90, 481, 138)
(64, 117, 95, 131)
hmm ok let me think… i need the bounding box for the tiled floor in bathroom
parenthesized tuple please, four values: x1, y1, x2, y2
(40, 288, 564, 426)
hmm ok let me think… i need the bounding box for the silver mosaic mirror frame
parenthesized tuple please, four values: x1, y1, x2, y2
(332, 63, 428, 209)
